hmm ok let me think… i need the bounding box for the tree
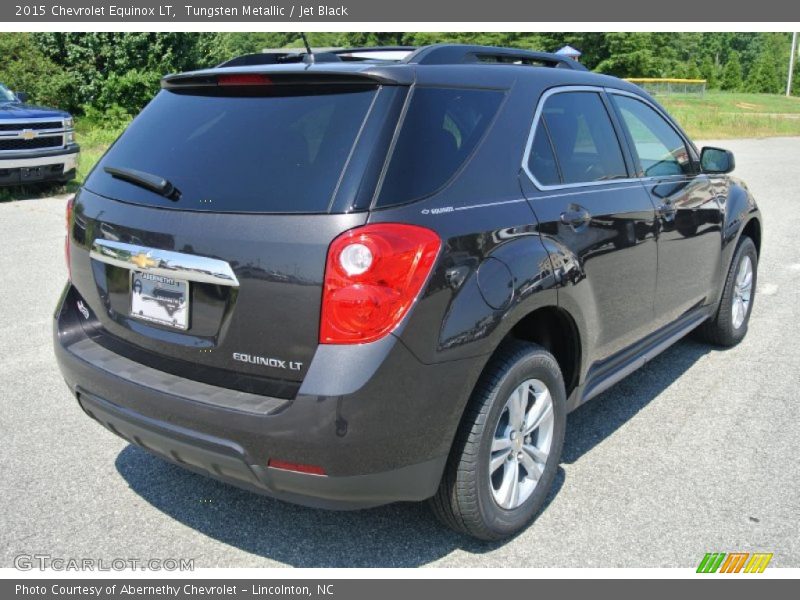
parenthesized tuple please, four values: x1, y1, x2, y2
(594, 33, 658, 77)
(2, 31, 795, 120)
(0, 33, 76, 108)
(744, 34, 787, 93)
(700, 56, 719, 89)
(31, 33, 207, 113)
(721, 51, 743, 91)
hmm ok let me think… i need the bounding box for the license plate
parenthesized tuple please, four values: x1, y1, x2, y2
(130, 271, 189, 330)
(20, 167, 45, 181)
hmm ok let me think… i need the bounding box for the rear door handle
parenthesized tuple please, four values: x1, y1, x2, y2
(560, 207, 591, 227)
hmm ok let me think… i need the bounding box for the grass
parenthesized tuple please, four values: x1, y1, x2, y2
(72, 115, 130, 183)
(1, 92, 799, 202)
(659, 91, 800, 139)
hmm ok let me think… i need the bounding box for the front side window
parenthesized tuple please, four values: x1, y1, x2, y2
(532, 91, 628, 186)
(613, 95, 693, 178)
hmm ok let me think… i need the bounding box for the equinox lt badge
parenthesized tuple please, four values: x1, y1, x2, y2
(232, 352, 302, 371)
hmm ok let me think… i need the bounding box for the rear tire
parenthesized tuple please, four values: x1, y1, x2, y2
(696, 236, 758, 347)
(430, 341, 566, 540)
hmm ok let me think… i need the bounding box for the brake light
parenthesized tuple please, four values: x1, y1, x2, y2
(65, 195, 75, 281)
(320, 223, 441, 344)
(218, 73, 272, 86)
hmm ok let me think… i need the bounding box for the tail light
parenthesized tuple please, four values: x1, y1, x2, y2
(65, 195, 75, 281)
(320, 223, 441, 344)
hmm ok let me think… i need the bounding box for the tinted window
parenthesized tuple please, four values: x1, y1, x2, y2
(376, 88, 504, 207)
(540, 92, 628, 185)
(614, 95, 693, 177)
(86, 88, 376, 213)
(528, 124, 560, 186)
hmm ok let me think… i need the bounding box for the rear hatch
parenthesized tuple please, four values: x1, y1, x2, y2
(69, 72, 406, 398)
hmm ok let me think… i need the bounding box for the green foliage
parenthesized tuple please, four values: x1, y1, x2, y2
(0, 33, 77, 108)
(94, 69, 161, 114)
(721, 52, 744, 91)
(30, 32, 208, 113)
(700, 56, 719, 89)
(1, 31, 797, 124)
(744, 33, 788, 94)
(80, 103, 133, 134)
(594, 33, 658, 77)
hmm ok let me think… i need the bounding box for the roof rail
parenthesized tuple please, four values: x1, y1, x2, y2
(405, 44, 588, 71)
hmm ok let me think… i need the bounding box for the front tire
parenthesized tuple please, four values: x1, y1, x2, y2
(696, 236, 758, 347)
(430, 341, 566, 540)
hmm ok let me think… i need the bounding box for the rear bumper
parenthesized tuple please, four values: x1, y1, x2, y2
(54, 284, 483, 509)
(0, 146, 79, 185)
(76, 389, 446, 510)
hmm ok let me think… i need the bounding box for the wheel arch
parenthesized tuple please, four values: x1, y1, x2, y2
(741, 216, 761, 256)
(470, 303, 583, 401)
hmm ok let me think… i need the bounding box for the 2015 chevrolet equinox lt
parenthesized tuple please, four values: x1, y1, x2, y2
(54, 45, 762, 540)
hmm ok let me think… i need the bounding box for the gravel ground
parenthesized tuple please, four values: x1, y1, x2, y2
(1, 137, 798, 568)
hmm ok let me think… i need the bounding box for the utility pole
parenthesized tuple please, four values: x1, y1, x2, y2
(788, 32, 798, 97)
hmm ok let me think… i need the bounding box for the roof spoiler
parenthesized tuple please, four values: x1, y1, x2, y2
(161, 70, 407, 89)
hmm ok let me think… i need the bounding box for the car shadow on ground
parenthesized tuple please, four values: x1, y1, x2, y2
(115, 337, 714, 567)
(562, 337, 713, 463)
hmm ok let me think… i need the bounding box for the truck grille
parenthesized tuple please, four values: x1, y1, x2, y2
(0, 121, 63, 132)
(0, 136, 64, 151)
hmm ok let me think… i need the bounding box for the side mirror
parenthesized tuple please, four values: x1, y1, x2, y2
(14, 91, 29, 103)
(700, 146, 735, 174)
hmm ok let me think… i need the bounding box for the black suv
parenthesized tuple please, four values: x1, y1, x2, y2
(54, 45, 761, 540)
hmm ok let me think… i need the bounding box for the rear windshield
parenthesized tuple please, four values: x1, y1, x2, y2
(375, 87, 504, 207)
(86, 87, 377, 213)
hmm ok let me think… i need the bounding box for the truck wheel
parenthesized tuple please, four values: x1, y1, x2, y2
(696, 236, 758, 347)
(430, 341, 566, 540)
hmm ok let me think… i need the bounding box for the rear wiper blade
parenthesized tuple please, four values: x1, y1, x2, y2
(104, 166, 181, 201)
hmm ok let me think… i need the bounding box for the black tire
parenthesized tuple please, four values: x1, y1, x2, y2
(696, 236, 758, 347)
(429, 340, 566, 540)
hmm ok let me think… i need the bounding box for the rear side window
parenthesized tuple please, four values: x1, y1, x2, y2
(376, 87, 504, 207)
(531, 91, 628, 186)
(528, 123, 561, 186)
(85, 87, 377, 213)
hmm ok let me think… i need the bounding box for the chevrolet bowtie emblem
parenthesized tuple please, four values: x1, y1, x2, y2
(20, 129, 37, 140)
(130, 252, 158, 270)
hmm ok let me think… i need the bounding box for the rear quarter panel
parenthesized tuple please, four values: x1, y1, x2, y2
(367, 75, 562, 368)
